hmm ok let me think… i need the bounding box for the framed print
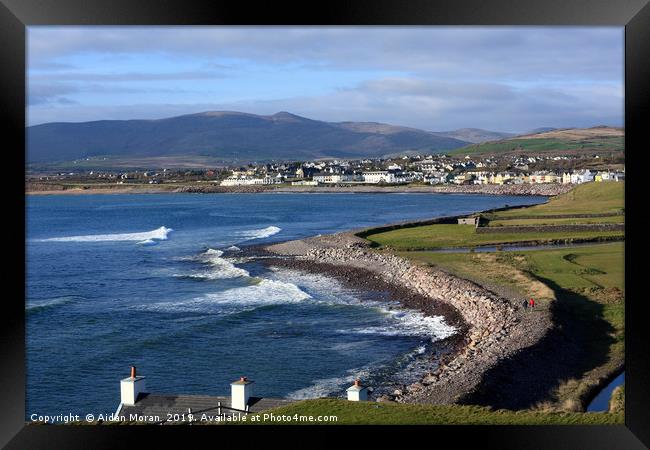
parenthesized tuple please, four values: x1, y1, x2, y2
(2, 0, 649, 448)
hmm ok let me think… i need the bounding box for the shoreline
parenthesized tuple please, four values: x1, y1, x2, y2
(252, 229, 554, 406)
(252, 253, 469, 398)
(245, 182, 624, 410)
(249, 200, 624, 410)
(26, 183, 573, 197)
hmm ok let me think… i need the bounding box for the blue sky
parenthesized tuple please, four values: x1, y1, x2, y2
(27, 26, 624, 133)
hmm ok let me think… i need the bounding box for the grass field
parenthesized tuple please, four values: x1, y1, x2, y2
(367, 224, 623, 250)
(366, 183, 625, 250)
(487, 182, 624, 217)
(487, 215, 624, 227)
(243, 398, 622, 425)
(397, 243, 624, 413)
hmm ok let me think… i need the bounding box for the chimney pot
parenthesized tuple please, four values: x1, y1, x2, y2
(121, 367, 146, 406)
(231, 376, 254, 411)
(347, 379, 368, 401)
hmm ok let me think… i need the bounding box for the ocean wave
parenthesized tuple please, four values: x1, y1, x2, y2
(265, 268, 362, 305)
(133, 278, 311, 314)
(137, 239, 158, 246)
(189, 248, 250, 279)
(26, 296, 82, 314)
(269, 268, 456, 341)
(287, 366, 374, 400)
(37, 226, 173, 243)
(338, 308, 456, 341)
(235, 226, 281, 241)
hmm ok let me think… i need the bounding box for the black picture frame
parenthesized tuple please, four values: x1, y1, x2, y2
(3, 0, 649, 448)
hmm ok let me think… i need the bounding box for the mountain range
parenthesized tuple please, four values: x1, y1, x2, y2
(27, 111, 515, 163)
(28, 111, 614, 164)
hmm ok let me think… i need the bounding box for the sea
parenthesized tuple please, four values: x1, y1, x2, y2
(26, 192, 545, 419)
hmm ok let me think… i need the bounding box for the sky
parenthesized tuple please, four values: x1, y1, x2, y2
(27, 26, 624, 133)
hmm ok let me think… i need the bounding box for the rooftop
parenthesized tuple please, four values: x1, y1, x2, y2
(117, 393, 295, 424)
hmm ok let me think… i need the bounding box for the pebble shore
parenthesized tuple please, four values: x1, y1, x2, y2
(260, 231, 553, 405)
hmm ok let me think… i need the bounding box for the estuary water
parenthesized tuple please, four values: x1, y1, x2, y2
(26, 192, 545, 419)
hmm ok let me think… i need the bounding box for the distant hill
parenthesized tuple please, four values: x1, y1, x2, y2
(27, 111, 472, 163)
(450, 126, 624, 156)
(523, 127, 558, 135)
(435, 128, 516, 144)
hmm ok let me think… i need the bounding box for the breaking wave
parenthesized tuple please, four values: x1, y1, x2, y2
(287, 365, 375, 400)
(26, 296, 82, 314)
(343, 309, 457, 341)
(178, 248, 250, 280)
(133, 279, 311, 314)
(37, 226, 173, 243)
(269, 268, 457, 341)
(235, 226, 281, 241)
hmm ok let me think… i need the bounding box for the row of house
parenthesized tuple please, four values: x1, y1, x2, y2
(221, 168, 624, 186)
(462, 169, 624, 185)
(222, 170, 415, 186)
(220, 174, 284, 186)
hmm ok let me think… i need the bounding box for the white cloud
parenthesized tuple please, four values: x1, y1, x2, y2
(26, 26, 624, 132)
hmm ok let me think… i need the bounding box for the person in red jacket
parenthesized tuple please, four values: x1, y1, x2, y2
(529, 298, 535, 308)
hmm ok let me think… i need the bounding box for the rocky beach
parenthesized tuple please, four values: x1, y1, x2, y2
(26, 182, 574, 196)
(255, 229, 554, 406)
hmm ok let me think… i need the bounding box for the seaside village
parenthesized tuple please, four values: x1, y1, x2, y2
(34, 153, 624, 187)
(218, 153, 624, 187)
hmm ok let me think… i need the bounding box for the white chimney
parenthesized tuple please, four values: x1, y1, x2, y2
(346, 379, 368, 401)
(120, 366, 146, 406)
(231, 376, 254, 411)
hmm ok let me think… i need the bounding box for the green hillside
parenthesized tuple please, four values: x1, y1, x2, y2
(451, 135, 623, 156)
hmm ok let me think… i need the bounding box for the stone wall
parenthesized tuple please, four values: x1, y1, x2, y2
(484, 212, 623, 220)
(476, 223, 625, 234)
(430, 183, 574, 196)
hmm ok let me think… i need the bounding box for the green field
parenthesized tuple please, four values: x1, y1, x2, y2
(487, 215, 624, 227)
(487, 182, 624, 218)
(367, 224, 622, 250)
(407, 243, 624, 407)
(402, 242, 624, 328)
(367, 183, 625, 250)
(243, 398, 622, 425)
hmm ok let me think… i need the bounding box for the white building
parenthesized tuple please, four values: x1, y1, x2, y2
(220, 176, 281, 186)
(570, 169, 594, 184)
(312, 173, 358, 184)
(362, 171, 398, 184)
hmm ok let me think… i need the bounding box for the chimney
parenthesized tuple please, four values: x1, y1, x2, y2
(120, 366, 146, 406)
(230, 376, 254, 411)
(346, 379, 368, 401)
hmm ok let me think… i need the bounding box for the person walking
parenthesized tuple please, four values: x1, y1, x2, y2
(522, 299, 528, 309)
(529, 298, 535, 309)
